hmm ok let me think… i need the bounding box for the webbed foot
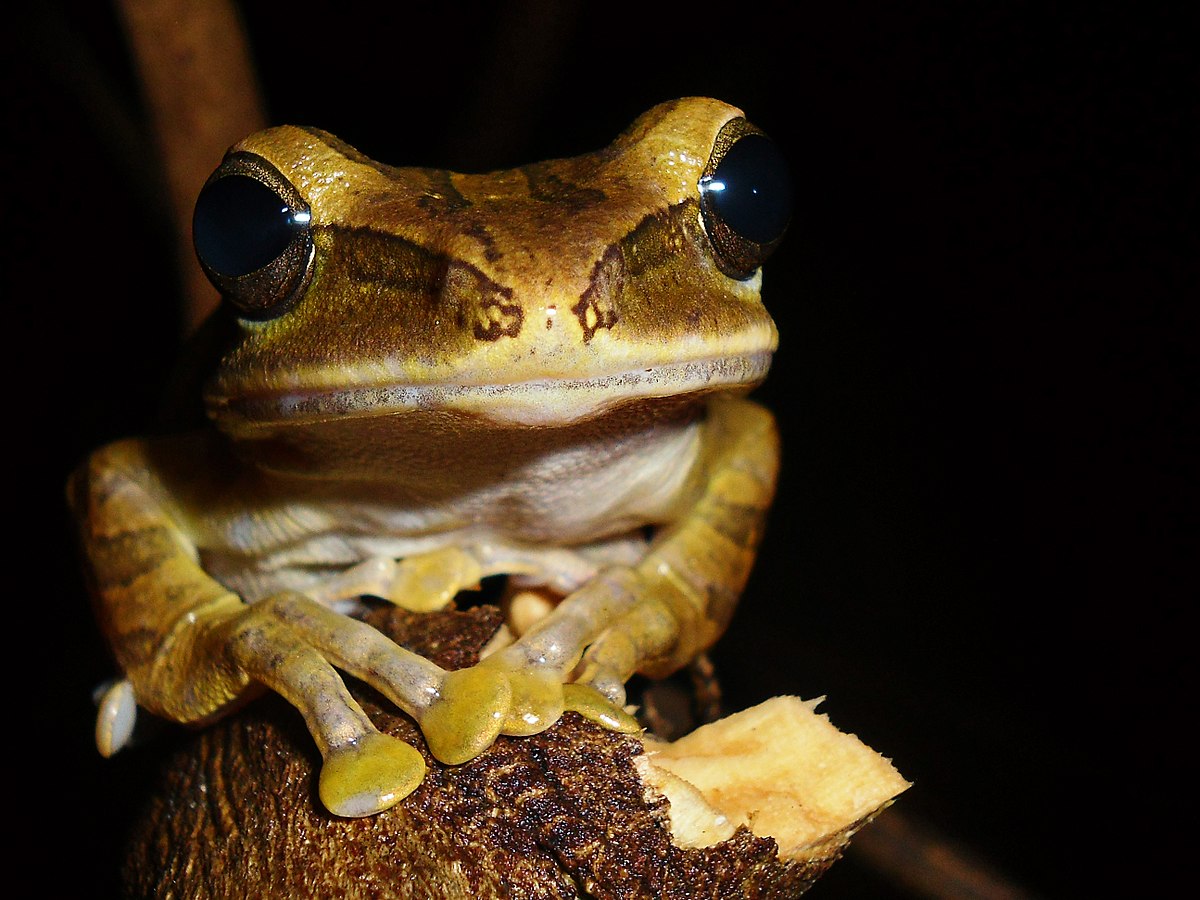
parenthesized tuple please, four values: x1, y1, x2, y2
(177, 592, 453, 816)
(492, 666, 639, 735)
(413, 658, 639, 767)
(563, 683, 641, 733)
(319, 733, 426, 817)
(94, 678, 137, 757)
(418, 666, 511, 764)
(147, 588, 641, 817)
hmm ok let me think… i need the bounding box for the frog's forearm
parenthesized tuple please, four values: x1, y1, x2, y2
(494, 397, 778, 699)
(72, 438, 443, 816)
(631, 396, 779, 671)
(72, 438, 252, 717)
(584, 398, 778, 690)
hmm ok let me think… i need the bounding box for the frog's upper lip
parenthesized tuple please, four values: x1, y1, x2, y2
(208, 350, 774, 430)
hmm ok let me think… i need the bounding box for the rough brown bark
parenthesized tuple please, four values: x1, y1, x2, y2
(116, 0, 265, 332)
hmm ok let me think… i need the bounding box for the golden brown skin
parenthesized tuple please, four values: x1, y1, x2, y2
(72, 98, 783, 817)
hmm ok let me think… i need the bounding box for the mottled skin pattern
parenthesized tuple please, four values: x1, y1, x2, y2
(72, 98, 782, 817)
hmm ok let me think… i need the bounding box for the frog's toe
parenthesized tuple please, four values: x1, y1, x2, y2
(319, 732, 426, 818)
(419, 666, 512, 765)
(497, 666, 566, 736)
(94, 678, 137, 757)
(563, 683, 641, 734)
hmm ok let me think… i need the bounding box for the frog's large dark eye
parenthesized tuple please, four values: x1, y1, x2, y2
(699, 119, 792, 279)
(193, 152, 314, 318)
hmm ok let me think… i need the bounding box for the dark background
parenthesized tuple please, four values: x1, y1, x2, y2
(9, 2, 1188, 896)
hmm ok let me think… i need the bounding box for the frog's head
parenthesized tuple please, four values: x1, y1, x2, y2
(195, 98, 790, 436)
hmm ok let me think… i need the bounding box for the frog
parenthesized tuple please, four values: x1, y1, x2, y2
(71, 97, 790, 818)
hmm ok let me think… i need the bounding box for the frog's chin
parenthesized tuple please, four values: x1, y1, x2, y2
(208, 351, 773, 432)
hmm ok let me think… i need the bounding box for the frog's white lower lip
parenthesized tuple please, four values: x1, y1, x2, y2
(211, 351, 774, 430)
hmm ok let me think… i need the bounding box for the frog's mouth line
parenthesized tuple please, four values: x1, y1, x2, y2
(209, 351, 774, 431)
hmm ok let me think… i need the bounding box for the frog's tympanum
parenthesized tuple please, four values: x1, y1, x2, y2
(72, 98, 790, 818)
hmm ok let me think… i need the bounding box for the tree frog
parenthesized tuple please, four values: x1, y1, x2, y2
(72, 97, 790, 818)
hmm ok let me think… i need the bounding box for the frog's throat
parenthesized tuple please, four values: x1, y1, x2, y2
(209, 351, 773, 431)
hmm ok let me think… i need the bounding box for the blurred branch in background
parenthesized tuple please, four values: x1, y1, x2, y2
(116, 0, 264, 332)
(850, 810, 1041, 900)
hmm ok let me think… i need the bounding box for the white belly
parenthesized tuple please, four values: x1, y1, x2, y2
(202, 414, 703, 602)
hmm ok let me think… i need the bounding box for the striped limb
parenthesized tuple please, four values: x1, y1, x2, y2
(74, 439, 512, 817)
(472, 397, 779, 734)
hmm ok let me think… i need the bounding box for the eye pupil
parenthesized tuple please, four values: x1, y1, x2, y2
(702, 133, 791, 246)
(193, 175, 306, 277)
(192, 153, 315, 319)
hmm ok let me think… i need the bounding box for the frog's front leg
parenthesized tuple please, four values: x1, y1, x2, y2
(72, 438, 514, 817)
(575, 399, 778, 700)
(471, 397, 779, 730)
